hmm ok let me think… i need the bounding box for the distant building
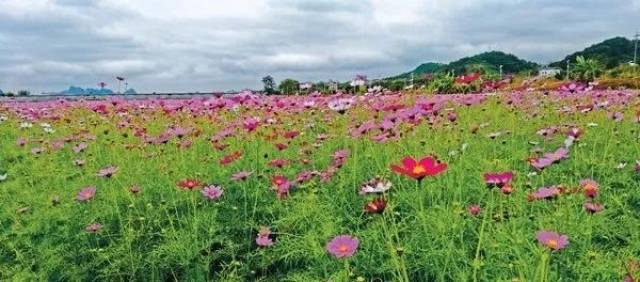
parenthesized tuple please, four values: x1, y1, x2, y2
(328, 80, 338, 91)
(350, 75, 367, 87)
(539, 67, 561, 77)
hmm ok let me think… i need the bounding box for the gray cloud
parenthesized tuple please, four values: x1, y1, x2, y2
(0, 0, 638, 93)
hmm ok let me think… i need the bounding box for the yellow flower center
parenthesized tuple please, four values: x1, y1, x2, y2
(338, 245, 349, 253)
(546, 239, 558, 249)
(412, 165, 426, 174)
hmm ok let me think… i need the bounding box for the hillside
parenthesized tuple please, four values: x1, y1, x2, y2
(440, 51, 538, 75)
(385, 51, 538, 81)
(550, 37, 635, 69)
(388, 62, 444, 80)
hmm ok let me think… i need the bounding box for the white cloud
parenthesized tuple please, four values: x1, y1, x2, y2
(0, 0, 637, 93)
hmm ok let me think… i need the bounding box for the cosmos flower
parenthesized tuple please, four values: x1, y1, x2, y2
(580, 179, 599, 198)
(328, 98, 354, 114)
(483, 172, 513, 187)
(129, 185, 141, 194)
(467, 204, 481, 216)
(536, 230, 569, 251)
(231, 171, 253, 181)
(531, 186, 561, 200)
(364, 198, 387, 214)
(85, 223, 102, 233)
(77, 187, 96, 202)
(268, 159, 290, 168)
(176, 179, 202, 190)
(326, 235, 359, 258)
(220, 151, 242, 166)
(16, 137, 27, 147)
(529, 147, 569, 170)
(96, 166, 118, 178)
(0, 173, 7, 182)
(243, 117, 260, 132)
(359, 177, 392, 195)
(256, 226, 274, 247)
(390, 156, 447, 181)
(201, 185, 224, 201)
(271, 175, 292, 198)
(583, 202, 604, 214)
(73, 159, 86, 167)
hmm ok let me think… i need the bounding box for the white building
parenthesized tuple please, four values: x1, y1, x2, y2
(539, 67, 561, 77)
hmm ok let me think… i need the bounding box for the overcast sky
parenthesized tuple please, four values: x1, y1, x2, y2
(0, 0, 639, 93)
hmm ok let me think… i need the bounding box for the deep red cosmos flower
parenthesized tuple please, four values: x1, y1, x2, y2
(176, 179, 202, 190)
(390, 156, 447, 181)
(220, 151, 242, 165)
(364, 198, 387, 214)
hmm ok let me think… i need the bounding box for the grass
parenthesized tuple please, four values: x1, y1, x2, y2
(0, 91, 639, 281)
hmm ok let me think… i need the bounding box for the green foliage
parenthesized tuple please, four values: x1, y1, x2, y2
(570, 56, 604, 82)
(278, 79, 299, 95)
(427, 72, 455, 93)
(17, 90, 30, 96)
(262, 76, 276, 95)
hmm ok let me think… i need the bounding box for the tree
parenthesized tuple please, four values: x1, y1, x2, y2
(17, 90, 30, 96)
(262, 76, 276, 95)
(571, 56, 603, 82)
(278, 79, 299, 95)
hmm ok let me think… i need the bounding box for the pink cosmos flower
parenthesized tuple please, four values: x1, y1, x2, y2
(583, 202, 604, 214)
(96, 166, 118, 178)
(243, 117, 260, 132)
(532, 186, 561, 200)
(326, 235, 359, 258)
(72, 142, 88, 153)
(231, 171, 253, 181)
(536, 230, 569, 251)
(77, 187, 96, 202)
(86, 223, 102, 233)
(256, 226, 274, 247)
(201, 185, 224, 201)
(467, 204, 481, 216)
(271, 175, 292, 198)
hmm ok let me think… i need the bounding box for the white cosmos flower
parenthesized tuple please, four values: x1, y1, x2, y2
(0, 174, 7, 182)
(20, 122, 33, 129)
(360, 178, 392, 195)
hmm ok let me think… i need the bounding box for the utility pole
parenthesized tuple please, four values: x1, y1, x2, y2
(634, 31, 639, 65)
(566, 60, 570, 80)
(499, 65, 503, 79)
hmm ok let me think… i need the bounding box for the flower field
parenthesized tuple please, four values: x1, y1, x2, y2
(0, 90, 639, 281)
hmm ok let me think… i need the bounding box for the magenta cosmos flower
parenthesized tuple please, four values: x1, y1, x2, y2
(583, 202, 604, 214)
(483, 171, 513, 187)
(231, 171, 253, 181)
(77, 187, 96, 202)
(536, 230, 569, 251)
(326, 235, 359, 258)
(201, 185, 223, 201)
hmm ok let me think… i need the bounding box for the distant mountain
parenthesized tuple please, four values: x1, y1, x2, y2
(385, 51, 538, 81)
(550, 37, 635, 69)
(60, 86, 115, 95)
(441, 51, 538, 75)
